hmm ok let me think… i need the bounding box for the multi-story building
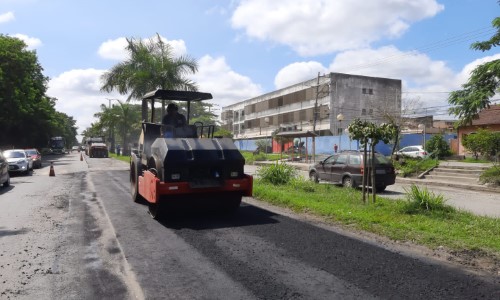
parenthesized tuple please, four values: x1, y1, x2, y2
(221, 72, 402, 140)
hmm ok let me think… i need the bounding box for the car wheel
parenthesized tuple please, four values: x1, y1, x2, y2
(376, 185, 387, 192)
(309, 171, 319, 183)
(3, 176, 10, 187)
(342, 176, 355, 188)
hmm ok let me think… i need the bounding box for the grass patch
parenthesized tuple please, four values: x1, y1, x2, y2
(253, 179, 500, 256)
(480, 166, 500, 186)
(462, 157, 493, 163)
(241, 150, 290, 164)
(109, 152, 130, 163)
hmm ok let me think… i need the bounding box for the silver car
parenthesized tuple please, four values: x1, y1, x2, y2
(0, 151, 10, 187)
(4, 149, 34, 175)
(396, 145, 428, 159)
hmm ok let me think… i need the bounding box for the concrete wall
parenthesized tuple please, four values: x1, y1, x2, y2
(234, 133, 457, 157)
(330, 73, 401, 135)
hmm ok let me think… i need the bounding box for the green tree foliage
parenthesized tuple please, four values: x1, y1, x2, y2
(254, 139, 271, 153)
(348, 119, 395, 203)
(0, 35, 77, 148)
(98, 34, 218, 142)
(448, 15, 500, 126)
(462, 128, 500, 160)
(101, 33, 199, 100)
(425, 134, 451, 159)
(90, 102, 141, 154)
(213, 128, 233, 138)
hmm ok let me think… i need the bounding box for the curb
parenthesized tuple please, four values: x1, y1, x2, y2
(395, 177, 500, 194)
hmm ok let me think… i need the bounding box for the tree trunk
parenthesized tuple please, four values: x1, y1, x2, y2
(371, 143, 376, 203)
(362, 142, 367, 203)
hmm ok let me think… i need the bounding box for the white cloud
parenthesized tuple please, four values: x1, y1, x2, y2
(47, 69, 125, 136)
(274, 61, 328, 89)
(47, 55, 263, 135)
(0, 11, 14, 23)
(273, 46, 498, 111)
(98, 35, 187, 61)
(11, 33, 42, 49)
(231, 0, 444, 56)
(191, 55, 263, 107)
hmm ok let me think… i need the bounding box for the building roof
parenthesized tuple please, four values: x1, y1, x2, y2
(471, 105, 500, 126)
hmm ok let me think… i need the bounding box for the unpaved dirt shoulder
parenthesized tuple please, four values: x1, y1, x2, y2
(243, 197, 500, 282)
(0, 170, 78, 299)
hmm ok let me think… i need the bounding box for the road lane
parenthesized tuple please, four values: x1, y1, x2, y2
(88, 162, 499, 299)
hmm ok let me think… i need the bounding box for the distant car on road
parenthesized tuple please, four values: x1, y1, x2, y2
(71, 146, 81, 152)
(309, 150, 396, 191)
(0, 151, 10, 187)
(3, 149, 33, 175)
(396, 145, 428, 159)
(25, 148, 42, 169)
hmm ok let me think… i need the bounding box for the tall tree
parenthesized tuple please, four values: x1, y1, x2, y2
(0, 35, 77, 148)
(100, 34, 199, 100)
(448, 14, 500, 126)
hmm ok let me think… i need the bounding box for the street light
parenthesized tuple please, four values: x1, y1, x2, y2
(344, 127, 351, 150)
(337, 113, 344, 152)
(418, 123, 426, 149)
(264, 117, 270, 154)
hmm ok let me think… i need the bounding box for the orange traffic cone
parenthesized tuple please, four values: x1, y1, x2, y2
(80, 152, 83, 161)
(49, 162, 55, 177)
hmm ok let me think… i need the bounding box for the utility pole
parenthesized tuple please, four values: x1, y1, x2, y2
(312, 72, 320, 162)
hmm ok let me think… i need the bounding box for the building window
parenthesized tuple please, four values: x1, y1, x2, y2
(361, 108, 366, 115)
(362, 88, 374, 95)
(369, 109, 373, 115)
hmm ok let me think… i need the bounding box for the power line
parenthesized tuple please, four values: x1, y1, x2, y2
(336, 26, 496, 72)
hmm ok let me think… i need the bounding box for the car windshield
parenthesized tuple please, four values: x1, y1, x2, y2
(366, 154, 391, 165)
(4, 151, 26, 158)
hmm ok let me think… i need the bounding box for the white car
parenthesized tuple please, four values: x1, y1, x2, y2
(396, 145, 428, 159)
(3, 149, 34, 175)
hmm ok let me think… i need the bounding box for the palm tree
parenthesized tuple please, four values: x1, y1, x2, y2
(94, 101, 141, 155)
(100, 33, 200, 144)
(100, 33, 199, 105)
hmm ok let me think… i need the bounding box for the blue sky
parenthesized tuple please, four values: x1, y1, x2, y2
(1, 0, 499, 135)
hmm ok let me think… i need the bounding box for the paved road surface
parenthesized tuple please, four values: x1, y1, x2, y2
(0, 154, 498, 299)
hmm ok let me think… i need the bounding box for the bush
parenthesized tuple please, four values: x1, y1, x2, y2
(402, 185, 453, 213)
(426, 134, 451, 159)
(462, 129, 500, 160)
(394, 158, 438, 177)
(257, 162, 297, 185)
(479, 166, 500, 186)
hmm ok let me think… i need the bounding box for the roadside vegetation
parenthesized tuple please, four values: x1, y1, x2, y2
(480, 166, 500, 186)
(109, 152, 130, 163)
(393, 157, 439, 177)
(254, 163, 500, 259)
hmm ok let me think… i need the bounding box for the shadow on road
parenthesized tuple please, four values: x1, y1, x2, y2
(0, 227, 28, 238)
(156, 203, 280, 230)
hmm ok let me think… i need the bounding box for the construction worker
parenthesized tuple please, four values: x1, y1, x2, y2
(162, 103, 186, 128)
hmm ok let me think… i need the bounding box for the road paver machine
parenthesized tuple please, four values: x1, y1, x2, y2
(130, 89, 253, 219)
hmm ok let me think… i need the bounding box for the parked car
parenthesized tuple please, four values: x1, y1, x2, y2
(25, 148, 42, 168)
(0, 151, 10, 187)
(396, 145, 428, 159)
(308, 150, 396, 191)
(3, 149, 33, 175)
